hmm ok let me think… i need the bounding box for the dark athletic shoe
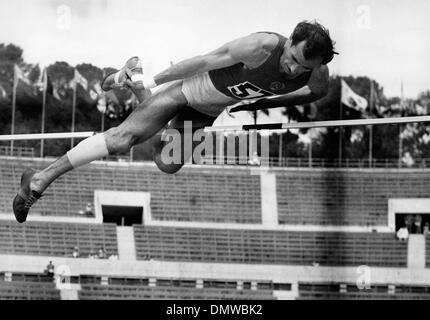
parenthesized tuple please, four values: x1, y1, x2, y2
(13, 169, 42, 223)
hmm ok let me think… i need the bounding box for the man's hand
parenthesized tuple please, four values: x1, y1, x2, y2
(229, 81, 329, 114)
(229, 98, 271, 113)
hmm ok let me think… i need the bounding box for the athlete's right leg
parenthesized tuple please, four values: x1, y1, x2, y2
(13, 81, 188, 223)
(152, 108, 216, 174)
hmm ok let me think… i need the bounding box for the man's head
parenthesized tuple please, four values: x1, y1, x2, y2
(282, 20, 337, 77)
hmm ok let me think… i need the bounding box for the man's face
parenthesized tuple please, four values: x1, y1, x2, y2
(281, 40, 322, 78)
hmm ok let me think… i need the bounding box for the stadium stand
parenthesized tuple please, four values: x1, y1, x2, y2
(2, 155, 430, 300)
(297, 282, 430, 300)
(0, 146, 34, 157)
(4, 158, 430, 227)
(0, 280, 60, 300)
(0, 157, 261, 223)
(134, 226, 407, 267)
(10, 272, 55, 283)
(425, 235, 430, 268)
(0, 220, 118, 257)
(276, 169, 430, 226)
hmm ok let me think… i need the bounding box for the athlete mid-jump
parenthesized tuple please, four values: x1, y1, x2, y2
(13, 20, 337, 223)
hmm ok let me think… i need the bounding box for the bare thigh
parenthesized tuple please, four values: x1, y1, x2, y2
(105, 81, 188, 153)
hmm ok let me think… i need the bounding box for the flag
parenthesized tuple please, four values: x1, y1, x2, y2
(105, 90, 120, 105)
(96, 95, 107, 114)
(94, 82, 103, 95)
(11, 65, 35, 154)
(70, 68, 89, 149)
(37, 68, 61, 101)
(103, 89, 134, 121)
(341, 79, 368, 111)
(13, 64, 39, 104)
(93, 82, 107, 113)
(0, 83, 6, 99)
(14, 64, 31, 86)
(304, 102, 318, 120)
(415, 104, 426, 115)
(70, 69, 88, 90)
(14, 64, 32, 89)
(89, 82, 103, 101)
(42, 68, 54, 96)
(89, 88, 98, 100)
(52, 83, 62, 100)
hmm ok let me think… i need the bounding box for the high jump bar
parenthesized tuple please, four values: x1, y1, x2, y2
(1, 116, 430, 141)
(0, 131, 96, 141)
(204, 115, 430, 132)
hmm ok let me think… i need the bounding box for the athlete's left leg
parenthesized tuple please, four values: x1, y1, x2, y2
(152, 107, 217, 174)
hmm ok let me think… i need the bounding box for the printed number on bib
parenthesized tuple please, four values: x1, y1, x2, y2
(227, 81, 274, 99)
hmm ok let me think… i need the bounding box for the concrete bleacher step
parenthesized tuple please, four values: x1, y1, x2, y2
(0, 220, 119, 258)
(116, 226, 136, 261)
(277, 170, 430, 226)
(133, 226, 408, 267)
(408, 235, 426, 269)
(60, 285, 81, 300)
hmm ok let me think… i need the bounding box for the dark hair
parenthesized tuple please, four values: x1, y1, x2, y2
(290, 20, 338, 65)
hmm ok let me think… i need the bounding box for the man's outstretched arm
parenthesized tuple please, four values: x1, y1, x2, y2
(230, 65, 329, 112)
(150, 33, 277, 86)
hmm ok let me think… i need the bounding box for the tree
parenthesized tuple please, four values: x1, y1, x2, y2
(0, 43, 23, 64)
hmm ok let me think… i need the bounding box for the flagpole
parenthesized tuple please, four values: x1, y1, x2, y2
(71, 82, 76, 149)
(338, 78, 343, 166)
(399, 114, 403, 168)
(398, 80, 404, 168)
(307, 129, 311, 168)
(101, 69, 105, 133)
(11, 66, 17, 156)
(101, 111, 105, 132)
(40, 69, 47, 157)
(278, 132, 282, 166)
(368, 80, 374, 167)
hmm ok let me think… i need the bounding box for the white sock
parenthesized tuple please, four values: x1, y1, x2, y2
(131, 74, 144, 82)
(131, 74, 157, 89)
(66, 134, 109, 168)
